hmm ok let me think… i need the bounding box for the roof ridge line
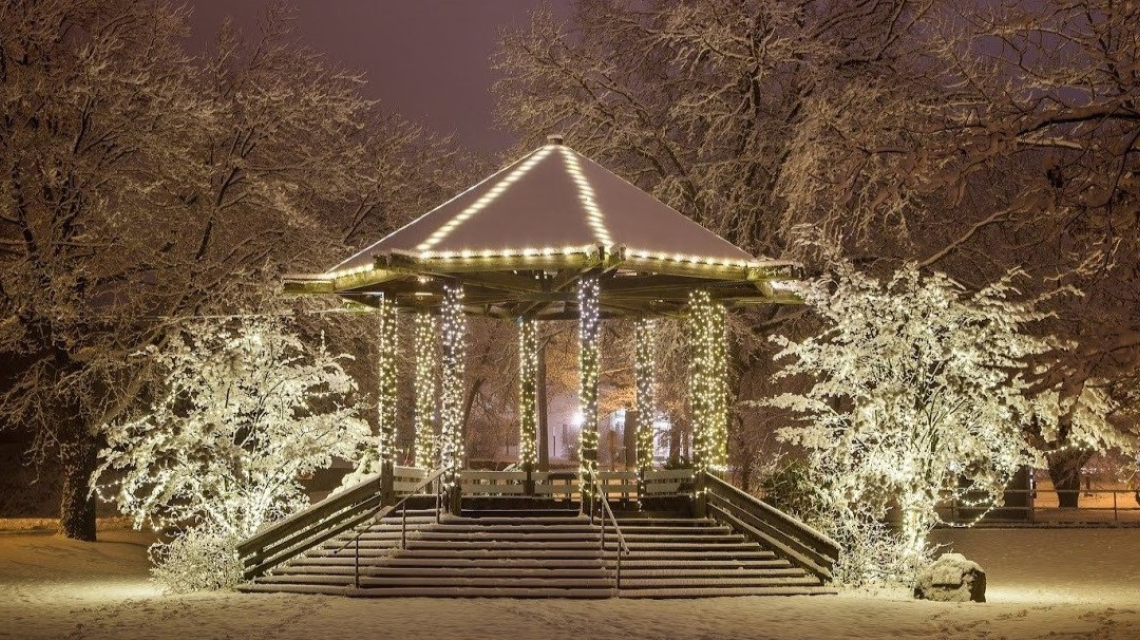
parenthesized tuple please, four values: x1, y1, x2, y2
(558, 145, 614, 247)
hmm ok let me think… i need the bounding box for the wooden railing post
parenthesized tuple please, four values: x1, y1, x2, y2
(380, 460, 395, 505)
(693, 470, 708, 518)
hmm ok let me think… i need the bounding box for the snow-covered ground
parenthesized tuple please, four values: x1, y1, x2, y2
(2, 526, 1138, 639)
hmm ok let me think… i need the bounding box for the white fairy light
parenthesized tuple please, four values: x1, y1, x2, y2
(412, 312, 438, 470)
(376, 295, 399, 466)
(634, 318, 659, 478)
(577, 275, 601, 493)
(517, 316, 539, 470)
(439, 284, 467, 486)
(688, 290, 728, 474)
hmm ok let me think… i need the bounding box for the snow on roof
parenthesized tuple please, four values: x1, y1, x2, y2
(328, 141, 758, 275)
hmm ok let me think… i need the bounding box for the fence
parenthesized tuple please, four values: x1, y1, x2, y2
(940, 488, 1140, 525)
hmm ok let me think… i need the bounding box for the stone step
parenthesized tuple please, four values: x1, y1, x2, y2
(617, 585, 838, 598)
(272, 565, 806, 580)
(346, 586, 612, 598)
(354, 576, 614, 589)
(618, 575, 822, 588)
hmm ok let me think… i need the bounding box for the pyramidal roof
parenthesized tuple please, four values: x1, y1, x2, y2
(330, 140, 758, 275)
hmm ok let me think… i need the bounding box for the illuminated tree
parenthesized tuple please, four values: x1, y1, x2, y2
(767, 262, 1128, 583)
(94, 318, 368, 590)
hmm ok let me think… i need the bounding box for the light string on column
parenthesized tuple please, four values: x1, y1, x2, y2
(413, 311, 438, 469)
(439, 284, 467, 486)
(376, 295, 399, 466)
(634, 318, 658, 478)
(577, 275, 601, 494)
(688, 290, 728, 474)
(517, 315, 539, 470)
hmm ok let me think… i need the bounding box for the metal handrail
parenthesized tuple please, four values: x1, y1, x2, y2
(586, 473, 630, 594)
(333, 467, 446, 589)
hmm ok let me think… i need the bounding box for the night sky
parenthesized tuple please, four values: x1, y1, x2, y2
(186, 0, 573, 155)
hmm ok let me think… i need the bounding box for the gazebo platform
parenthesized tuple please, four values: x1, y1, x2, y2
(237, 469, 839, 598)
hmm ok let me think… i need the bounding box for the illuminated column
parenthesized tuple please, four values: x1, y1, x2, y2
(376, 296, 399, 467)
(688, 290, 728, 476)
(440, 284, 467, 510)
(634, 318, 658, 481)
(577, 275, 601, 495)
(412, 312, 438, 470)
(517, 315, 539, 472)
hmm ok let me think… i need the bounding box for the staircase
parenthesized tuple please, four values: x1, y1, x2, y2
(241, 504, 835, 598)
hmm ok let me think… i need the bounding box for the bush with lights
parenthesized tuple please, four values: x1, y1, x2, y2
(94, 317, 368, 592)
(765, 262, 1126, 585)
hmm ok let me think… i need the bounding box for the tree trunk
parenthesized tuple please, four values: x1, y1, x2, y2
(59, 429, 99, 541)
(1046, 448, 1093, 509)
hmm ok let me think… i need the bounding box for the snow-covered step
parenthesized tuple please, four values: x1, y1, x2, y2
(344, 586, 612, 599)
(618, 585, 837, 598)
(246, 504, 835, 599)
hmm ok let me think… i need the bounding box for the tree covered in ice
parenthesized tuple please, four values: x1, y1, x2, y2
(94, 318, 368, 591)
(766, 262, 1129, 584)
(0, 0, 473, 541)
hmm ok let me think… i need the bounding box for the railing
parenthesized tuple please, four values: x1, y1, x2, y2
(458, 468, 692, 501)
(334, 468, 446, 589)
(702, 472, 840, 582)
(939, 488, 1140, 525)
(237, 466, 436, 579)
(585, 473, 630, 593)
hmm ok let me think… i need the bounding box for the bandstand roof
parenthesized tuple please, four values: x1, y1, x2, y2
(284, 138, 798, 319)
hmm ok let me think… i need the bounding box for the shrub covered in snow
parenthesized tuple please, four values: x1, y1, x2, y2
(149, 526, 246, 594)
(765, 262, 1125, 585)
(94, 318, 369, 591)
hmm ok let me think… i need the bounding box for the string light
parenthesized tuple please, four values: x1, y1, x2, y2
(376, 296, 399, 466)
(439, 284, 467, 487)
(634, 318, 658, 478)
(517, 316, 539, 471)
(688, 290, 728, 475)
(577, 275, 601, 494)
(412, 312, 438, 469)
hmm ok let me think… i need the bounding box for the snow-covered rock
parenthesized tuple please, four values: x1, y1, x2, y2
(913, 553, 986, 603)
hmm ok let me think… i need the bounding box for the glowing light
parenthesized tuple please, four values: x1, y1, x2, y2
(688, 290, 728, 474)
(413, 312, 438, 469)
(517, 316, 539, 470)
(634, 318, 659, 478)
(416, 146, 552, 253)
(376, 296, 399, 465)
(559, 147, 614, 247)
(577, 275, 601, 493)
(440, 284, 467, 485)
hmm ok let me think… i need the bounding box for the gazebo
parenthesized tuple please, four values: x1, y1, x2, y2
(284, 135, 798, 510)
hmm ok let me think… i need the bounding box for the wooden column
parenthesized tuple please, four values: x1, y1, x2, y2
(412, 312, 438, 470)
(687, 290, 728, 517)
(634, 318, 658, 495)
(577, 274, 601, 500)
(440, 284, 467, 513)
(376, 296, 399, 503)
(517, 315, 539, 494)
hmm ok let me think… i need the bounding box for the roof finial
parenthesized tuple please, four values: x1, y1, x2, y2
(547, 133, 565, 145)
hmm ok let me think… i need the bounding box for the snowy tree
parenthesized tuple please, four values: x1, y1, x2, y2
(0, 0, 472, 540)
(95, 318, 368, 536)
(495, 0, 1140, 494)
(765, 262, 1130, 583)
(93, 318, 368, 591)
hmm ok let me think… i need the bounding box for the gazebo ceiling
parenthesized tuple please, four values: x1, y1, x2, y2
(285, 137, 799, 319)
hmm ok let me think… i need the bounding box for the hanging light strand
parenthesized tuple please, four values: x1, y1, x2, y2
(688, 290, 728, 474)
(517, 315, 539, 470)
(439, 284, 467, 484)
(634, 318, 658, 478)
(412, 312, 438, 469)
(577, 275, 601, 493)
(376, 296, 399, 466)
